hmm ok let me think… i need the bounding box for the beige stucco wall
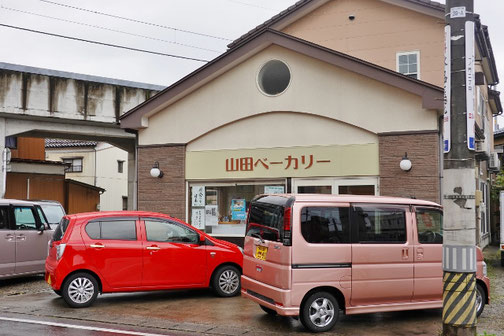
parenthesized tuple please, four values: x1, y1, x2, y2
(187, 111, 377, 151)
(139, 45, 438, 147)
(281, 0, 444, 86)
(95, 143, 128, 211)
(46, 148, 95, 186)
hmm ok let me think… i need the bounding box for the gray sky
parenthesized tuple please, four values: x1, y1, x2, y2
(0, 0, 502, 90)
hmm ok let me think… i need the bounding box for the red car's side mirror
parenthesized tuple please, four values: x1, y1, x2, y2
(200, 234, 206, 243)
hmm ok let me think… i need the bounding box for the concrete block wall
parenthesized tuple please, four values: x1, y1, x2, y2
(379, 131, 441, 203)
(137, 145, 186, 220)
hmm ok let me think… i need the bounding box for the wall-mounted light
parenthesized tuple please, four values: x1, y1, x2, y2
(150, 161, 164, 178)
(400, 152, 412, 172)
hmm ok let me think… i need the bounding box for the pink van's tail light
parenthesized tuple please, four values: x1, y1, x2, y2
(283, 207, 291, 231)
(283, 207, 292, 246)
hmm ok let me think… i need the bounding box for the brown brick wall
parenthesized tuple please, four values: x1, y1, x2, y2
(138, 145, 186, 220)
(379, 132, 441, 203)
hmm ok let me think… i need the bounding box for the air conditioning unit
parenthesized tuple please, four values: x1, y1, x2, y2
(489, 152, 501, 170)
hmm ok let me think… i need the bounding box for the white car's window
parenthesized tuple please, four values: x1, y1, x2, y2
(40, 204, 65, 224)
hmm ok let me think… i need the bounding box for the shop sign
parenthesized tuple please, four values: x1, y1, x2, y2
(465, 21, 475, 151)
(186, 144, 379, 180)
(443, 25, 451, 153)
(225, 155, 330, 172)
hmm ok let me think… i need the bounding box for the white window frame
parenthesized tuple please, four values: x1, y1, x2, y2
(62, 157, 83, 173)
(292, 177, 379, 195)
(396, 51, 420, 80)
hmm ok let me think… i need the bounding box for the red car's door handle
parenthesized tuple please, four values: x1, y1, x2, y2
(146, 246, 160, 250)
(90, 244, 105, 248)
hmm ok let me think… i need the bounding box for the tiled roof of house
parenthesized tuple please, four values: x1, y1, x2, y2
(45, 139, 98, 148)
(227, 0, 445, 49)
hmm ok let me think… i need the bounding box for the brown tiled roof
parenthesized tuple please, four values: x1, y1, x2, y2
(227, 0, 445, 49)
(45, 139, 98, 148)
(11, 158, 66, 165)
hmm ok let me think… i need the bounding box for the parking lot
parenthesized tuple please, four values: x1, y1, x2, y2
(0, 247, 502, 336)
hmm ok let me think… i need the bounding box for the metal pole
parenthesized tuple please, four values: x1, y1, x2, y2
(443, 1, 477, 335)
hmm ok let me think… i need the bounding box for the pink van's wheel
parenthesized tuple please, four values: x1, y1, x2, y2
(476, 283, 486, 317)
(300, 291, 339, 333)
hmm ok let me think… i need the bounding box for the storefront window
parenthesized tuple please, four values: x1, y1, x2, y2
(189, 182, 285, 236)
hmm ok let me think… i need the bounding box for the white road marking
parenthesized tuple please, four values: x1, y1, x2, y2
(0, 316, 172, 336)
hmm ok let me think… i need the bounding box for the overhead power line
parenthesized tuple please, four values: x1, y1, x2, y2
(39, 0, 233, 41)
(1, 5, 222, 53)
(0, 23, 210, 62)
(225, 0, 281, 11)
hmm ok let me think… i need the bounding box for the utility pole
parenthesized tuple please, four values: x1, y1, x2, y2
(443, 0, 477, 335)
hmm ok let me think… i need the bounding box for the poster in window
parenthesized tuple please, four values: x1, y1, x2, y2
(191, 186, 205, 207)
(264, 186, 285, 194)
(191, 208, 205, 230)
(231, 199, 247, 220)
(205, 205, 219, 226)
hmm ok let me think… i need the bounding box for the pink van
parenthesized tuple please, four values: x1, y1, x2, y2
(241, 194, 490, 332)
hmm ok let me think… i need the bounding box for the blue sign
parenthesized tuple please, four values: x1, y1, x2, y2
(231, 199, 246, 220)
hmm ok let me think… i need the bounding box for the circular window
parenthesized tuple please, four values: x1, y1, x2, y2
(258, 60, 291, 96)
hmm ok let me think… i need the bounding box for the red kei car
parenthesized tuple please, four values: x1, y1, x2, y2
(45, 211, 243, 308)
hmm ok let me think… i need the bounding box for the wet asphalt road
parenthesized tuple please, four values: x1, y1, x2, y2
(0, 246, 502, 336)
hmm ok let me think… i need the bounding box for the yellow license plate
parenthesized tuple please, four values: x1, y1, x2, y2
(255, 246, 268, 260)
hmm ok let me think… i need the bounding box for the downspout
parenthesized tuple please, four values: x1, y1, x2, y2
(439, 115, 444, 204)
(94, 146, 97, 186)
(1, 148, 7, 198)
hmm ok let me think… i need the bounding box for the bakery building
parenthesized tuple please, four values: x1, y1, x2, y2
(120, 28, 443, 245)
(120, 0, 501, 246)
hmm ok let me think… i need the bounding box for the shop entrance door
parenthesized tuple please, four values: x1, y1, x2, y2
(293, 178, 378, 195)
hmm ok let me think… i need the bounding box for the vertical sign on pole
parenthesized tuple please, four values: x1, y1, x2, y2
(444, 25, 451, 153)
(466, 20, 475, 151)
